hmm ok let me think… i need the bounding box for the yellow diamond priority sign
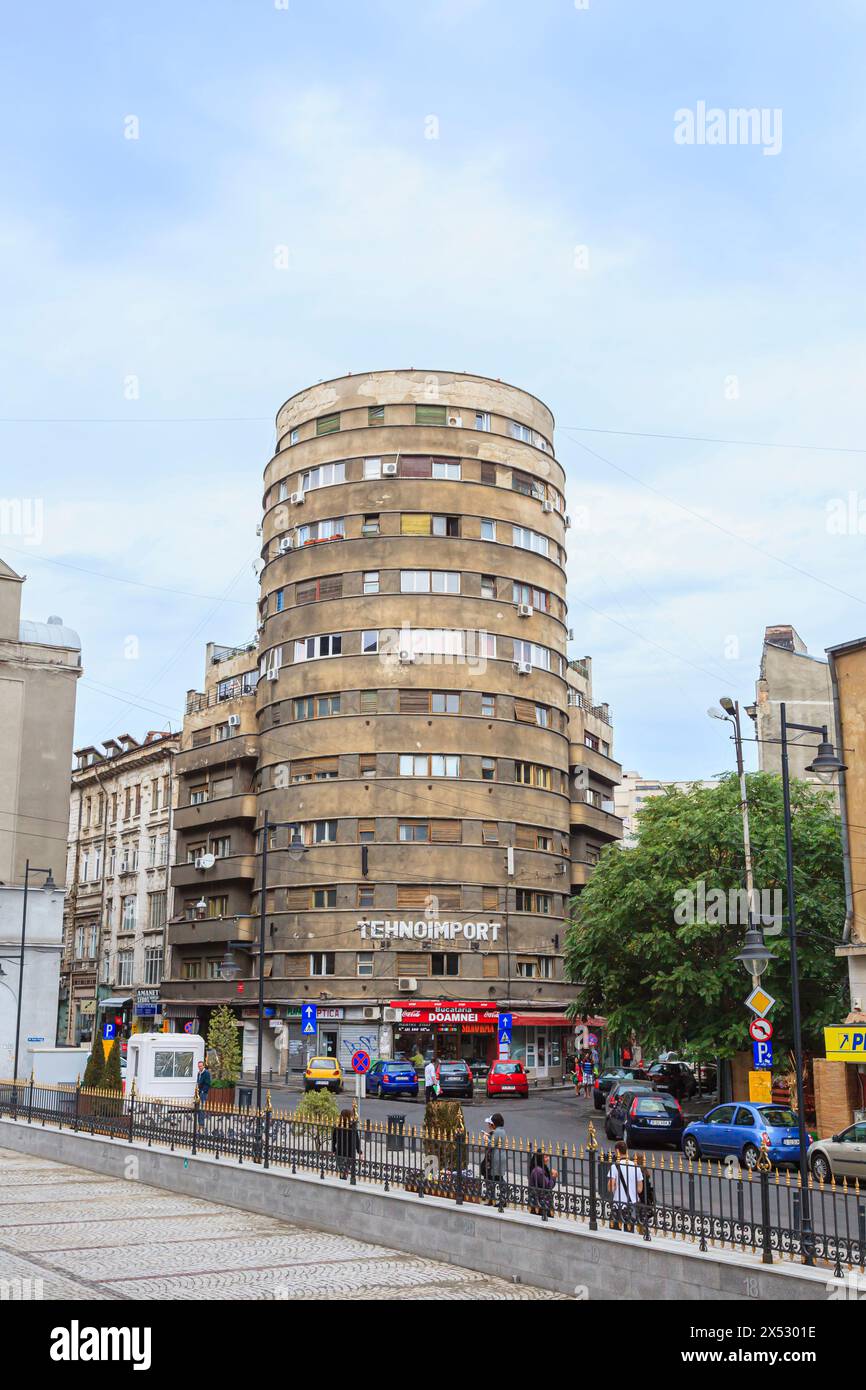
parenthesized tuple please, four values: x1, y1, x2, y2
(745, 985, 775, 1017)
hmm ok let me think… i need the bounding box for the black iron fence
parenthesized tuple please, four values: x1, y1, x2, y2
(1, 1078, 863, 1279)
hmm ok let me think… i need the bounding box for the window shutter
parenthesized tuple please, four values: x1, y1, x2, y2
(482, 886, 499, 910)
(480, 462, 497, 485)
(286, 887, 308, 910)
(481, 821, 499, 843)
(296, 582, 317, 605)
(316, 413, 340, 435)
(514, 698, 536, 723)
(399, 689, 431, 714)
(360, 690, 378, 712)
(401, 514, 431, 535)
(358, 819, 375, 837)
(482, 954, 499, 978)
(319, 575, 342, 600)
(292, 756, 338, 779)
(415, 404, 447, 425)
(401, 455, 432, 478)
(435, 885, 462, 910)
(515, 824, 536, 849)
(397, 953, 423, 975)
(430, 820, 461, 843)
(396, 885, 431, 908)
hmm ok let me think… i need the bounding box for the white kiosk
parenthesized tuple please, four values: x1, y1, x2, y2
(126, 1032, 205, 1102)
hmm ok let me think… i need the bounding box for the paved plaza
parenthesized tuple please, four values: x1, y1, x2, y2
(0, 1148, 566, 1301)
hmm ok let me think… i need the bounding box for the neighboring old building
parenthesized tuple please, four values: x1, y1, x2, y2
(60, 731, 179, 1045)
(748, 624, 834, 784)
(614, 771, 720, 847)
(0, 559, 80, 1074)
(826, 638, 866, 1027)
(165, 369, 622, 1083)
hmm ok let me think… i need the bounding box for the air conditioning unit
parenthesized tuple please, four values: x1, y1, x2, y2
(383, 1007, 402, 1023)
(542, 500, 554, 513)
(382, 461, 398, 476)
(362, 1006, 378, 1020)
(567, 628, 574, 641)
(194, 853, 216, 871)
(227, 714, 240, 728)
(518, 603, 533, 618)
(266, 669, 279, 682)
(398, 650, 417, 665)
(397, 977, 418, 993)
(255, 523, 262, 536)
(290, 491, 305, 505)
(564, 513, 572, 529)
(515, 661, 532, 675)
(448, 414, 463, 427)
(279, 536, 294, 553)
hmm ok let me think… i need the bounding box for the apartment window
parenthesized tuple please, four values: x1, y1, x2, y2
(514, 639, 552, 672)
(291, 756, 338, 783)
(205, 957, 225, 980)
(430, 691, 459, 713)
(400, 513, 459, 537)
(117, 951, 134, 986)
(360, 689, 378, 713)
(192, 728, 210, 748)
(481, 758, 496, 781)
(432, 459, 461, 480)
(399, 820, 429, 842)
(143, 945, 163, 985)
(513, 581, 548, 611)
(110, 793, 118, 823)
(432, 514, 459, 536)
(515, 890, 552, 913)
(301, 461, 345, 491)
(363, 570, 380, 594)
(190, 785, 208, 805)
(585, 732, 600, 751)
(431, 953, 459, 977)
(310, 952, 336, 975)
(290, 427, 299, 445)
(480, 461, 497, 486)
(358, 886, 374, 909)
(182, 959, 201, 980)
(148, 891, 167, 929)
(275, 589, 285, 613)
(313, 820, 337, 844)
(315, 412, 340, 436)
(355, 818, 375, 845)
(211, 836, 232, 857)
(481, 574, 496, 599)
(121, 896, 137, 931)
(481, 693, 496, 718)
(312, 888, 337, 909)
(361, 630, 380, 654)
(415, 403, 447, 425)
(482, 954, 499, 978)
(294, 633, 342, 662)
(357, 950, 374, 976)
(363, 456, 381, 479)
(480, 518, 496, 541)
(539, 956, 554, 979)
(297, 517, 345, 545)
(399, 754, 460, 778)
(362, 514, 380, 535)
(508, 419, 533, 443)
(482, 886, 499, 910)
(475, 411, 491, 431)
(515, 761, 551, 789)
(513, 525, 549, 557)
(213, 722, 230, 742)
(368, 405, 385, 425)
(511, 467, 543, 499)
(516, 959, 537, 978)
(296, 575, 343, 605)
(585, 844, 601, 865)
(482, 821, 499, 844)
(294, 693, 341, 720)
(359, 754, 377, 778)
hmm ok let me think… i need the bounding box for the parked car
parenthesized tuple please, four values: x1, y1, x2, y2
(436, 1060, 473, 1099)
(364, 1059, 418, 1098)
(682, 1102, 808, 1169)
(809, 1121, 866, 1182)
(605, 1079, 655, 1114)
(607, 1092, 684, 1149)
(592, 1067, 650, 1111)
(646, 1061, 697, 1100)
(486, 1060, 528, 1098)
(304, 1056, 342, 1093)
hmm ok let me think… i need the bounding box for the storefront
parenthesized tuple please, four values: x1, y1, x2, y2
(392, 1001, 499, 1066)
(313, 1006, 383, 1073)
(132, 987, 162, 1034)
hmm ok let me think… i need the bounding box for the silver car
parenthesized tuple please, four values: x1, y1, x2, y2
(809, 1121, 866, 1183)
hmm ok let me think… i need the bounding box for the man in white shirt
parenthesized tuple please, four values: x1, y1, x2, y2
(424, 1058, 437, 1104)
(607, 1140, 644, 1232)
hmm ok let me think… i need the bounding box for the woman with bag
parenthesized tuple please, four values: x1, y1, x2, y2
(527, 1148, 557, 1218)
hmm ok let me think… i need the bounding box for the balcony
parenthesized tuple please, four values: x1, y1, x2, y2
(571, 745, 622, 786)
(570, 800, 623, 842)
(171, 854, 257, 889)
(186, 679, 257, 714)
(175, 738, 258, 776)
(174, 793, 257, 831)
(167, 915, 255, 948)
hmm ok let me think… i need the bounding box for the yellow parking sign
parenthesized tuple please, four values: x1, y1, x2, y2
(748, 1070, 773, 1102)
(824, 1026, 866, 1062)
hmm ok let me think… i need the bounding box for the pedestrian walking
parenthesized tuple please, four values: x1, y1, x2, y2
(196, 1060, 211, 1125)
(527, 1148, 557, 1218)
(331, 1108, 361, 1179)
(607, 1139, 644, 1233)
(480, 1113, 507, 1205)
(424, 1057, 438, 1105)
(581, 1052, 594, 1098)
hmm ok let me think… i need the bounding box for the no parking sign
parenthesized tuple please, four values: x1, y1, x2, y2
(351, 1050, 371, 1075)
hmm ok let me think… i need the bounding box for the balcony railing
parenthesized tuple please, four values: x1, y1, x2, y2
(186, 676, 258, 715)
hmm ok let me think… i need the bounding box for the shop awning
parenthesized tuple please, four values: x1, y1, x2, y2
(98, 996, 132, 1009)
(511, 1013, 603, 1028)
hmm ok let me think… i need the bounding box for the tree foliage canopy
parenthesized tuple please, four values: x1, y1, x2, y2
(564, 773, 847, 1058)
(206, 1005, 243, 1085)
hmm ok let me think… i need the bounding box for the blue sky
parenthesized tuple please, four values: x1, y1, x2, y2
(2, 0, 866, 779)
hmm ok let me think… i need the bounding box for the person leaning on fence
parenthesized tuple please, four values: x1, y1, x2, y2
(332, 1109, 361, 1179)
(607, 1139, 644, 1232)
(528, 1149, 557, 1218)
(196, 1061, 211, 1125)
(480, 1113, 507, 1204)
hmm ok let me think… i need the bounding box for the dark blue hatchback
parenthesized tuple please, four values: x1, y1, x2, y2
(364, 1060, 419, 1098)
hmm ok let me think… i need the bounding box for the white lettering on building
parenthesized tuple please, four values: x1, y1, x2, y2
(358, 919, 500, 942)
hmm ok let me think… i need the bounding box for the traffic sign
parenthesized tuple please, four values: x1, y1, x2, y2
(744, 985, 775, 1017)
(351, 1049, 371, 1075)
(301, 1003, 317, 1036)
(498, 1012, 512, 1045)
(749, 1017, 773, 1042)
(183, 1022, 193, 1034)
(752, 1039, 773, 1070)
(587, 1033, 598, 1048)
(748, 1069, 772, 1102)
(824, 1026, 866, 1062)
(102, 1021, 116, 1041)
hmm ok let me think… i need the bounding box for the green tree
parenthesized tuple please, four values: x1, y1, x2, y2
(206, 1005, 242, 1087)
(564, 772, 847, 1060)
(82, 1028, 105, 1089)
(103, 1038, 123, 1092)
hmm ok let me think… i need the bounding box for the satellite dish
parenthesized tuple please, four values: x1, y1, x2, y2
(198, 853, 216, 870)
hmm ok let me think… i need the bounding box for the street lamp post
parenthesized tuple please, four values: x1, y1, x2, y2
(709, 699, 758, 937)
(13, 863, 56, 1082)
(777, 704, 846, 1265)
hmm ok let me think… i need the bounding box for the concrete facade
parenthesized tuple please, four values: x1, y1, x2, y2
(749, 625, 834, 785)
(614, 770, 720, 847)
(165, 371, 622, 1078)
(60, 732, 179, 1045)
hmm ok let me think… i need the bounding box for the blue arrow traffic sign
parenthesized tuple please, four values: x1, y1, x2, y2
(301, 1003, 318, 1036)
(753, 1039, 773, 1070)
(498, 1012, 512, 1044)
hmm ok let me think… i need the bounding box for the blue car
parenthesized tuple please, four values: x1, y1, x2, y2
(682, 1102, 809, 1169)
(364, 1060, 419, 1098)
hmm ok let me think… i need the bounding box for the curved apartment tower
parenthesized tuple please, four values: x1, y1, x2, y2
(167, 370, 621, 1079)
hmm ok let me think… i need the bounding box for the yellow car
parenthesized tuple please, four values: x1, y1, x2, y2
(304, 1056, 342, 1093)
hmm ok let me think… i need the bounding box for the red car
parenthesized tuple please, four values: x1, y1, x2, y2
(486, 1060, 529, 1098)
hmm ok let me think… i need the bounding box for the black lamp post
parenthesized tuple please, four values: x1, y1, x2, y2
(12, 863, 56, 1082)
(777, 704, 845, 1265)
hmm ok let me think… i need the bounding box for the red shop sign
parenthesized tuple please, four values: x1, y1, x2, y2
(393, 1001, 500, 1025)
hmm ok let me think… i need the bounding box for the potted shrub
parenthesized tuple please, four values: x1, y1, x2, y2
(206, 1006, 242, 1108)
(421, 1099, 467, 1195)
